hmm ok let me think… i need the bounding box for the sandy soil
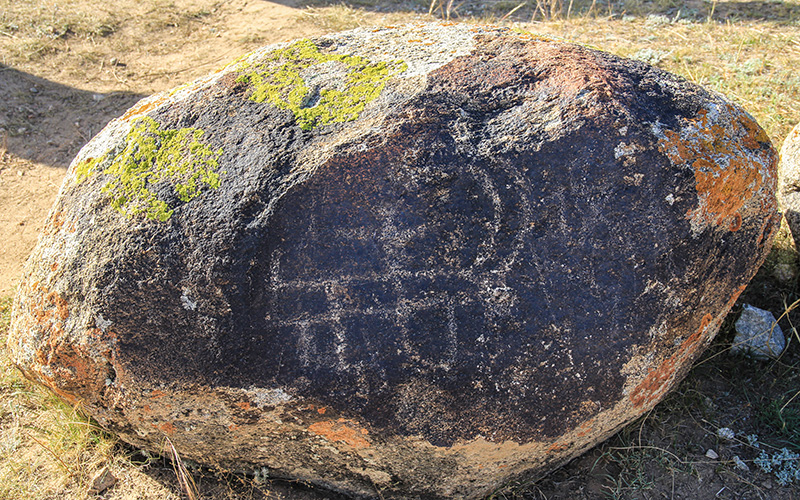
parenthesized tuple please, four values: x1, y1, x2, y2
(0, 0, 333, 296)
(0, 152, 63, 295)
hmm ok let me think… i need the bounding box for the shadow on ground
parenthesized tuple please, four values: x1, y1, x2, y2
(137, 454, 351, 500)
(710, 0, 800, 23)
(0, 65, 144, 168)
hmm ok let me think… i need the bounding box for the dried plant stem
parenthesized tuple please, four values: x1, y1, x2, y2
(25, 431, 73, 474)
(164, 436, 200, 500)
(500, 2, 527, 22)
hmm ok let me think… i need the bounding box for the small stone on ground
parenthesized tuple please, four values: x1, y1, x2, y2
(732, 304, 786, 360)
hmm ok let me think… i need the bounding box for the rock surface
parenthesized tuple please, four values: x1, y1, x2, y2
(732, 304, 785, 360)
(779, 122, 800, 248)
(8, 23, 779, 499)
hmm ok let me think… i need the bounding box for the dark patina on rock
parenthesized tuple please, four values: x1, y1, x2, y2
(9, 23, 779, 499)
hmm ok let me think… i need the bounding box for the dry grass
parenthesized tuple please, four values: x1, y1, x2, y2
(300, 4, 373, 31)
(0, 298, 184, 500)
(0, 296, 110, 500)
(0, 0, 119, 63)
(0, 0, 297, 94)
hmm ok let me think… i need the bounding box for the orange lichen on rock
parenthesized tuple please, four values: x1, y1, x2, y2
(47, 291, 69, 321)
(546, 442, 569, 453)
(630, 281, 750, 410)
(120, 95, 169, 121)
(728, 212, 743, 231)
(158, 421, 176, 435)
(737, 112, 771, 150)
(44, 210, 65, 235)
(629, 314, 714, 409)
(512, 31, 554, 43)
(149, 389, 167, 399)
(37, 342, 97, 403)
(16, 282, 70, 344)
(725, 284, 748, 312)
(575, 418, 595, 438)
(656, 105, 775, 232)
(42, 209, 76, 235)
(308, 418, 371, 449)
(692, 155, 759, 226)
(9, 281, 117, 405)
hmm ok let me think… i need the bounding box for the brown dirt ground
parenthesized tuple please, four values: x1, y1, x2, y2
(0, 0, 330, 296)
(1, 0, 799, 499)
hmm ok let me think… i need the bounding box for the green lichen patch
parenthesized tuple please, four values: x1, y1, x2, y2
(236, 39, 406, 131)
(74, 155, 105, 184)
(75, 116, 224, 222)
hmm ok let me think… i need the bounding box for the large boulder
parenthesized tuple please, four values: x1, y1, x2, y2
(778, 122, 800, 247)
(9, 23, 779, 499)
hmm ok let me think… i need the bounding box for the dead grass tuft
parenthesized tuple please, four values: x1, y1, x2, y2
(301, 4, 371, 31)
(0, 297, 111, 499)
(0, 297, 188, 500)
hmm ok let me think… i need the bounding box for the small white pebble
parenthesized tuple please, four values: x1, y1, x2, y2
(706, 449, 719, 459)
(181, 293, 197, 311)
(717, 427, 735, 440)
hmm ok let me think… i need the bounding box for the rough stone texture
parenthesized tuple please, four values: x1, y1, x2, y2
(8, 23, 779, 500)
(732, 304, 786, 360)
(778, 122, 800, 248)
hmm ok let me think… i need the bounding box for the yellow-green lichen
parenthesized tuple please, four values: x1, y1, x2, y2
(75, 116, 224, 222)
(74, 154, 105, 184)
(236, 39, 406, 131)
